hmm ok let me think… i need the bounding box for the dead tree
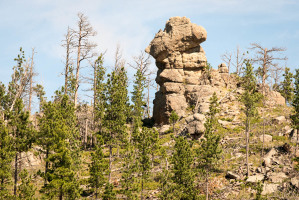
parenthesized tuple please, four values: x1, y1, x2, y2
(271, 63, 284, 91)
(221, 51, 232, 74)
(73, 12, 97, 107)
(62, 27, 74, 95)
(250, 43, 287, 95)
(222, 46, 246, 76)
(129, 51, 154, 118)
(250, 43, 287, 157)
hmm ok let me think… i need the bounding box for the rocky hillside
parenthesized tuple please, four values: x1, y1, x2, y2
(18, 17, 298, 199)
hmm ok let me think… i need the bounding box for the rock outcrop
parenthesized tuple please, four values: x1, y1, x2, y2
(146, 17, 230, 126)
(146, 16, 286, 137)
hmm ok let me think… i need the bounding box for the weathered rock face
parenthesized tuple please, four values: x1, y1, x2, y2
(147, 16, 286, 127)
(146, 17, 228, 125)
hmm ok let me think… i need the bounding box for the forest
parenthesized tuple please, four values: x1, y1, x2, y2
(0, 13, 299, 200)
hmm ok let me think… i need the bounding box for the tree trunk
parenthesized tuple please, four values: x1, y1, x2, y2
(64, 27, 71, 95)
(74, 27, 82, 107)
(14, 152, 18, 196)
(141, 172, 144, 200)
(206, 171, 209, 200)
(44, 148, 49, 186)
(147, 78, 150, 118)
(109, 144, 112, 183)
(85, 119, 88, 150)
(59, 185, 63, 200)
(28, 49, 34, 114)
(246, 118, 250, 176)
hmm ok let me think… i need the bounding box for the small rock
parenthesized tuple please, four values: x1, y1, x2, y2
(247, 174, 264, 183)
(256, 167, 263, 173)
(262, 184, 278, 195)
(272, 116, 286, 124)
(226, 171, 240, 180)
(268, 172, 288, 183)
(218, 119, 231, 127)
(290, 177, 299, 188)
(159, 125, 170, 133)
(259, 134, 272, 143)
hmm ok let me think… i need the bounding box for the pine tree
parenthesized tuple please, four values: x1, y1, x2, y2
(33, 84, 45, 112)
(41, 95, 81, 200)
(8, 99, 33, 197)
(89, 135, 108, 199)
(291, 69, 299, 154)
(169, 110, 179, 133)
(131, 68, 146, 133)
(121, 142, 138, 200)
(102, 183, 116, 200)
(136, 127, 153, 200)
(240, 61, 262, 176)
(197, 92, 222, 200)
(0, 83, 14, 198)
(280, 67, 294, 104)
(104, 67, 129, 183)
(93, 54, 106, 142)
(171, 136, 196, 199)
(0, 113, 14, 198)
(17, 169, 36, 200)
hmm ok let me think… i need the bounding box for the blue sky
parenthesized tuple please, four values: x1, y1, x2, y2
(1, 0, 299, 109)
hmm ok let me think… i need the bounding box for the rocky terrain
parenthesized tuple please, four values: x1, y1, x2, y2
(18, 17, 298, 199)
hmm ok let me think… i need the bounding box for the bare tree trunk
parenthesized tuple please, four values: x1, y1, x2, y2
(74, 29, 81, 107)
(147, 77, 150, 118)
(109, 144, 112, 183)
(141, 172, 144, 200)
(85, 119, 88, 150)
(246, 118, 250, 176)
(28, 48, 35, 114)
(206, 171, 209, 200)
(64, 27, 72, 95)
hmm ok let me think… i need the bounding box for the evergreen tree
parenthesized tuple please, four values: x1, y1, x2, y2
(17, 169, 36, 200)
(240, 62, 262, 176)
(136, 127, 153, 200)
(88, 135, 108, 199)
(37, 101, 58, 186)
(131, 68, 146, 133)
(33, 84, 45, 112)
(291, 69, 299, 154)
(93, 55, 106, 144)
(42, 95, 81, 200)
(280, 67, 294, 104)
(121, 142, 138, 200)
(102, 183, 116, 200)
(8, 99, 33, 196)
(0, 113, 14, 198)
(169, 110, 179, 133)
(171, 136, 196, 199)
(104, 67, 129, 183)
(197, 92, 222, 200)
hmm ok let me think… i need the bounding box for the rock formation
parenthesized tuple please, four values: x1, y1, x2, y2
(146, 16, 230, 126)
(146, 16, 286, 139)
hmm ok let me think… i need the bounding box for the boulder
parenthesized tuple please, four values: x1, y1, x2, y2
(290, 177, 299, 188)
(259, 134, 272, 143)
(247, 174, 264, 183)
(268, 172, 288, 183)
(218, 63, 229, 73)
(272, 116, 286, 124)
(145, 16, 207, 61)
(262, 184, 279, 195)
(225, 171, 240, 180)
